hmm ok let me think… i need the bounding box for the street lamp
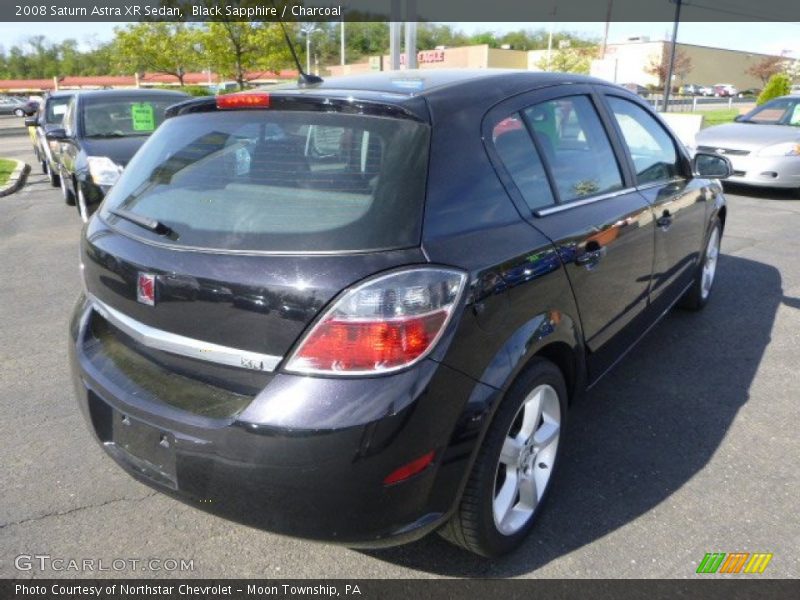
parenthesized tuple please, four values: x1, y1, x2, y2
(300, 25, 319, 75)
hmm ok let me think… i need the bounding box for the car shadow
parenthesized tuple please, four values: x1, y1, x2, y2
(722, 182, 798, 201)
(357, 254, 783, 576)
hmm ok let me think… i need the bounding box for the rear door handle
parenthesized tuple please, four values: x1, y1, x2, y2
(657, 209, 673, 229)
(575, 244, 606, 267)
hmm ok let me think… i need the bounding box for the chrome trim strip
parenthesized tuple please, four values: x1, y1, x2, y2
(88, 295, 282, 373)
(534, 187, 638, 217)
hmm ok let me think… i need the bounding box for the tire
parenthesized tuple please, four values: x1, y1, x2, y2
(678, 218, 722, 311)
(41, 159, 48, 175)
(48, 162, 60, 187)
(60, 170, 75, 206)
(439, 359, 567, 557)
(14, 108, 24, 117)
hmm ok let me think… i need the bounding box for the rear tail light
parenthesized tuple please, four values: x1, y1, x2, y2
(285, 267, 467, 376)
(216, 93, 270, 110)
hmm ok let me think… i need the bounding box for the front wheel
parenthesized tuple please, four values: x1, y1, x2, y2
(679, 219, 721, 311)
(14, 108, 25, 117)
(48, 162, 60, 187)
(439, 359, 567, 557)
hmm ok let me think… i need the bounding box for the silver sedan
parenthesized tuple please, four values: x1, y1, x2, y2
(693, 95, 800, 191)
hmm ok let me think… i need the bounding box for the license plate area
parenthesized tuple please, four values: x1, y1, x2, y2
(109, 412, 177, 490)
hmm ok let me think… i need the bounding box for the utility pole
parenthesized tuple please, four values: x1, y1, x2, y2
(405, 1, 417, 69)
(663, 0, 682, 112)
(389, 0, 402, 70)
(340, 18, 345, 66)
(601, 0, 614, 59)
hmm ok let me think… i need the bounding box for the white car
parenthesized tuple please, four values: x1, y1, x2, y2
(713, 83, 738, 97)
(790, 84, 800, 96)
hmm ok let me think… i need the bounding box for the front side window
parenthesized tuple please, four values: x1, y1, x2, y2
(45, 96, 71, 125)
(607, 96, 681, 185)
(522, 96, 624, 202)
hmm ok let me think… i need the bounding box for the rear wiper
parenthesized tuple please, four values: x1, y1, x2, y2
(109, 207, 174, 237)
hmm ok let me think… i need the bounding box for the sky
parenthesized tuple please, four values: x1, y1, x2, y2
(0, 21, 798, 58)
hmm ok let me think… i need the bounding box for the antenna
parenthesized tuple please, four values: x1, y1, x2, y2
(269, 0, 324, 85)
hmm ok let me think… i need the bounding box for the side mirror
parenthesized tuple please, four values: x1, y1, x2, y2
(24, 117, 38, 127)
(693, 152, 733, 179)
(46, 128, 68, 141)
(733, 114, 744, 122)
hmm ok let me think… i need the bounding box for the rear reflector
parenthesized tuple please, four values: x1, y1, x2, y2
(383, 451, 436, 485)
(216, 93, 270, 110)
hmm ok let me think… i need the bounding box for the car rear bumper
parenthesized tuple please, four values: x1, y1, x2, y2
(68, 294, 494, 546)
(725, 154, 800, 189)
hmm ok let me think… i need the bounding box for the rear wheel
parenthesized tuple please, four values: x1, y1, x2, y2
(679, 219, 721, 311)
(439, 359, 567, 557)
(14, 108, 24, 117)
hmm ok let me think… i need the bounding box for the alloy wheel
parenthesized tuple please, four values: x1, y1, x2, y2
(701, 226, 720, 300)
(493, 383, 561, 536)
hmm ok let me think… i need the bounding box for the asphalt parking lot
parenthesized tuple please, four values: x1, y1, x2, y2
(1, 117, 798, 578)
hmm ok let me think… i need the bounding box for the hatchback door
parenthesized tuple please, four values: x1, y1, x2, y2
(485, 85, 655, 381)
(80, 99, 431, 396)
(599, 91, 707, 305)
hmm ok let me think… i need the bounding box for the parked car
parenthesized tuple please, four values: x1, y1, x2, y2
(620, 82, 650, 97)
(681, 83, 706, 96)
(713, 83, 738, 97)
(15, 98, 41, 117)
(0, 95, 27, 115)
(789, 84, 800, 96)
(24, 91, 75, 187)
(47, 89, 189, 221)
(694, 94, 800, 192)
(737, 88, 762, 98)
(69, 71, 730, 557)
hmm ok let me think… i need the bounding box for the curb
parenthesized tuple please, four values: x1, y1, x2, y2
(0, 159, 30, 197)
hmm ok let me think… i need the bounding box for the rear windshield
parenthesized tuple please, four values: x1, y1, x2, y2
(45, 96, 71, 124)
(82, 95, 184, 138)
(100, 110, 431, 253)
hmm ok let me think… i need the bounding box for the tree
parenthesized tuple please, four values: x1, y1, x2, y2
(747, 56, 786, 85)
(114, 23, 202, 85)
(756, 73, 791, 105)
(536, 47, 594, 74)
(645, 43, 692, 89)
(200, 21, 294, 89)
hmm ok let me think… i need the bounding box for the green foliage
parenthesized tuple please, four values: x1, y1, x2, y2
(180, 85, 214, 97)
(0, 35, 115, 79)
(113, 23, 202, 85)
(0, 158, 16, 186)
(756, 73, 791, 105)
(536, 47, 595, 74)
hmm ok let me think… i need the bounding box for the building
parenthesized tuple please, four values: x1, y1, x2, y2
(588, 38, 795, 90)
(327, 44, 528, 76)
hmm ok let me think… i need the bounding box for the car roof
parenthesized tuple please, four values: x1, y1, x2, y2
(73, 88, 189, 100)
(277, 69, 610, 98)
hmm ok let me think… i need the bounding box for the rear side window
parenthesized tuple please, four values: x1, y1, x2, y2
(82, 96, 182, 137)
(100, 110, 431, 252)
(492, 115, 555, 212)
(606, 97, 681, 185)
(522, 96, 623, 202)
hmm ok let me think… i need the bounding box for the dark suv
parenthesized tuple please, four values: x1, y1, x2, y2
(69, 71, 731, 557)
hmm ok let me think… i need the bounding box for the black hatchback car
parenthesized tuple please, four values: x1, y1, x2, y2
(69, 71, 731, 557)
(47, 89, 189, 221)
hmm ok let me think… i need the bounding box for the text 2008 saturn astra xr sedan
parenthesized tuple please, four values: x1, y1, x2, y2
(70, 70, 731, 557)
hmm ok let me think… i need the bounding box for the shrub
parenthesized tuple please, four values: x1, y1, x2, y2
(756, 73, 791, 105)
(181, 85, 214, 97)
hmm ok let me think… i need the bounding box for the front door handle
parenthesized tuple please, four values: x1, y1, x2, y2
(657, 209, 673, 230)
(575, 243, 606, 268)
